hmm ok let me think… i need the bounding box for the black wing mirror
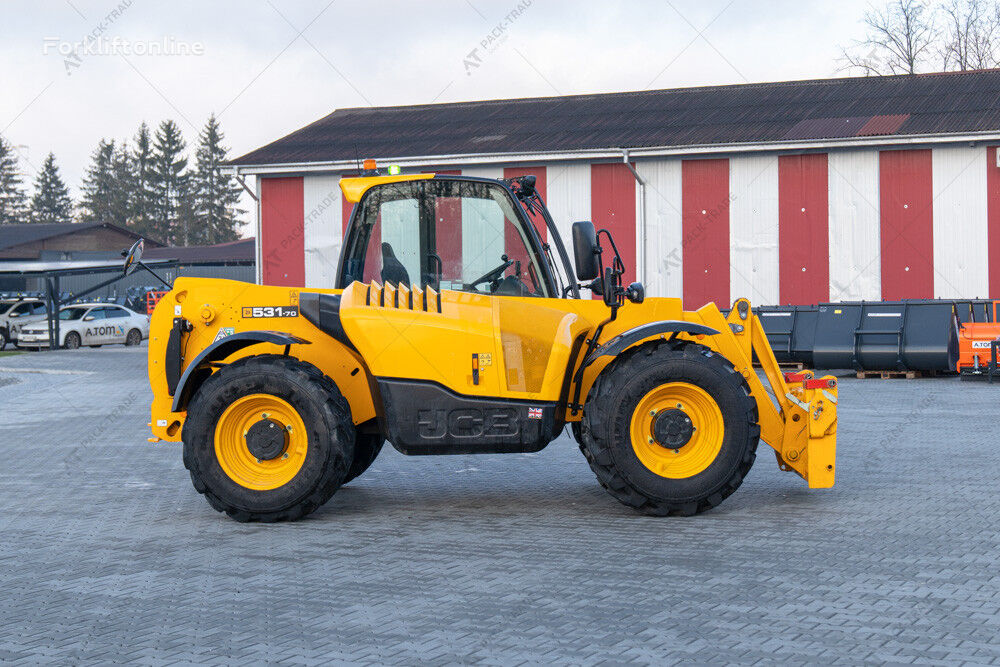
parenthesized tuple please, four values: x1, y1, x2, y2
(571, 221, 600, 281)
(122, 239, 144, 276)
(120, 238, 173, 290)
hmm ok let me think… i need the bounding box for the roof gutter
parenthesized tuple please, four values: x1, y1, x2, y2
(221, 130, 1000, 176)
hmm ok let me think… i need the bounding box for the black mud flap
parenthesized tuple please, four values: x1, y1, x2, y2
(377, 379, 561, 455)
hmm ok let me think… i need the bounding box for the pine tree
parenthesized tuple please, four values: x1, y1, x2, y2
(29, 153, 73, 224)
(191, 114, 244, 244)
(151, 120, 189, 245)
(0, 136, 28, 225)
(107, 142, 133, 229)
(129, 122, 156, 238)
(79, 139, 117, 225)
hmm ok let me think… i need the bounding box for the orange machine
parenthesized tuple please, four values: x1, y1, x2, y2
(955, 301, 1000, 379)
(145, 290, 167, 316)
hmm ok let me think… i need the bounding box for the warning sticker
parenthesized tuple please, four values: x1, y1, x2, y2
(213, 327, 235, 343)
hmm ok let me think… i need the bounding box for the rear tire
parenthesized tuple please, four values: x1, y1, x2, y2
(343, 431, 384, 484)
(579, 341, 759, 516)
(0, 328, 7, 350)
(63, 332, 81, 350)
(182, 354, 355, 522)
(125, 329, 142, 346)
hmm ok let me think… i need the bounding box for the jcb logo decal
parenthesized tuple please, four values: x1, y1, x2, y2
(417, 409, 519, 439)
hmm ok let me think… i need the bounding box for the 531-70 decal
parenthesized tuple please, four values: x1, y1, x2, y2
(242, 306, 299, 318)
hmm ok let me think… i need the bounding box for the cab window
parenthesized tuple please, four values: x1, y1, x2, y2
(342, 179, 550, 297)
(11, 303, 36, 316)
(60, 307, 88, 321)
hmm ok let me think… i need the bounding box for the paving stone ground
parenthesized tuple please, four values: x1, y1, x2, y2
(0, 346, 998, 665)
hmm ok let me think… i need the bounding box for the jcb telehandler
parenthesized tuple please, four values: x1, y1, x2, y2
(138, 170, 838, 522)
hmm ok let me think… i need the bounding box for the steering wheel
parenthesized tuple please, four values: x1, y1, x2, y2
(468, 255, 514, 291)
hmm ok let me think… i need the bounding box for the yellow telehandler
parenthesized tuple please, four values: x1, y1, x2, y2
(137, 170, 838, 522)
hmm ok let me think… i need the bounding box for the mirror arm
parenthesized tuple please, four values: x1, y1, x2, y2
(137, 261, 173, 290)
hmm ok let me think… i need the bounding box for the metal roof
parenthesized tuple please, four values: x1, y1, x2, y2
(0, 258, 175, 276)
(230, 70, 1000, 168)
(0, 222, 159, 251)
(144, 237, 255, 264)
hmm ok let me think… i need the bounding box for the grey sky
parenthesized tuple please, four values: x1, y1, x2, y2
(2, 0, 872, 230)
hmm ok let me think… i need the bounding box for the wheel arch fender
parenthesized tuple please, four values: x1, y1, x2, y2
(588, 320, 719, 363)
(170, 331, 311, 412)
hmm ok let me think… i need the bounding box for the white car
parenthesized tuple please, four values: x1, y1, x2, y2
(17, 303, 149, 349)
(0, 298, 47, 349)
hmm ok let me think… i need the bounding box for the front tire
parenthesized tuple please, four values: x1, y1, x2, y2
(63, 332, 81, 349)
(580, 341, 759, 516)
(182, 355, 355, 522)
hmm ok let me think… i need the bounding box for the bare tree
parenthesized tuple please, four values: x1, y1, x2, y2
(940, 0, 1000, 70)
(841, 0, 938, 75)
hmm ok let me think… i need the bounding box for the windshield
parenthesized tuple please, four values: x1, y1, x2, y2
(0, 302, 14, 314)
(60, 307, 88, 320)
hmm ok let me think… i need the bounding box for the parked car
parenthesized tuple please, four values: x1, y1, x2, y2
(17, 303, 149, 349)
(0, 298, 47, 349)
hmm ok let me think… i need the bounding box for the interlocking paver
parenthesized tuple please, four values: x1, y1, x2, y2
(1, 346, 999, 664)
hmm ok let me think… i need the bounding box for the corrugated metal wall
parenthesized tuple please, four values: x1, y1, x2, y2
(828, 149, 881, 301)
(729, 154, 779, 305)
(302, 175, 342, 288)
(267, 143, 1000, 306)
(932, 145, 988, 298)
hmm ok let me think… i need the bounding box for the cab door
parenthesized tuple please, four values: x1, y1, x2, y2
(339, 177, 569, 400)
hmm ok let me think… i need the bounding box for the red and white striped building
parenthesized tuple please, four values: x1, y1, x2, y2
(229, 70, 1000, 307)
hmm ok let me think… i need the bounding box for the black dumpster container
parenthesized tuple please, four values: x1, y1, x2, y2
(756, 305, 818, 365)
(811, 300, 958, 371)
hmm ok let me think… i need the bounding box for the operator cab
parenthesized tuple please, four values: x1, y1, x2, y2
(339, 176, 557, 298)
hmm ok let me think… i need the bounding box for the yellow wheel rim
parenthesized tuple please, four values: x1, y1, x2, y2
(214, 394, 308, 491)
(629, 382, 724, 479)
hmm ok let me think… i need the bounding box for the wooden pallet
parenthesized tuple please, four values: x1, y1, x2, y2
(855, 369, 923, 379)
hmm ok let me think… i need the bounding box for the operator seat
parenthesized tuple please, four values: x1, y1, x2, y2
(380, 242, 410, 286)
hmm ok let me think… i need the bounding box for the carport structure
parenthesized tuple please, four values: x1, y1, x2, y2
(0, 258, 176, 350)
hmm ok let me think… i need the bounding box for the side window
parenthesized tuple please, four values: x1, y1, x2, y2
(106, 307, 128, 319)
(344, 185, 421, 287)
(87, 308, 107, 320)
(32, 303, 47, 314)
(12, 303, 31, 315)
